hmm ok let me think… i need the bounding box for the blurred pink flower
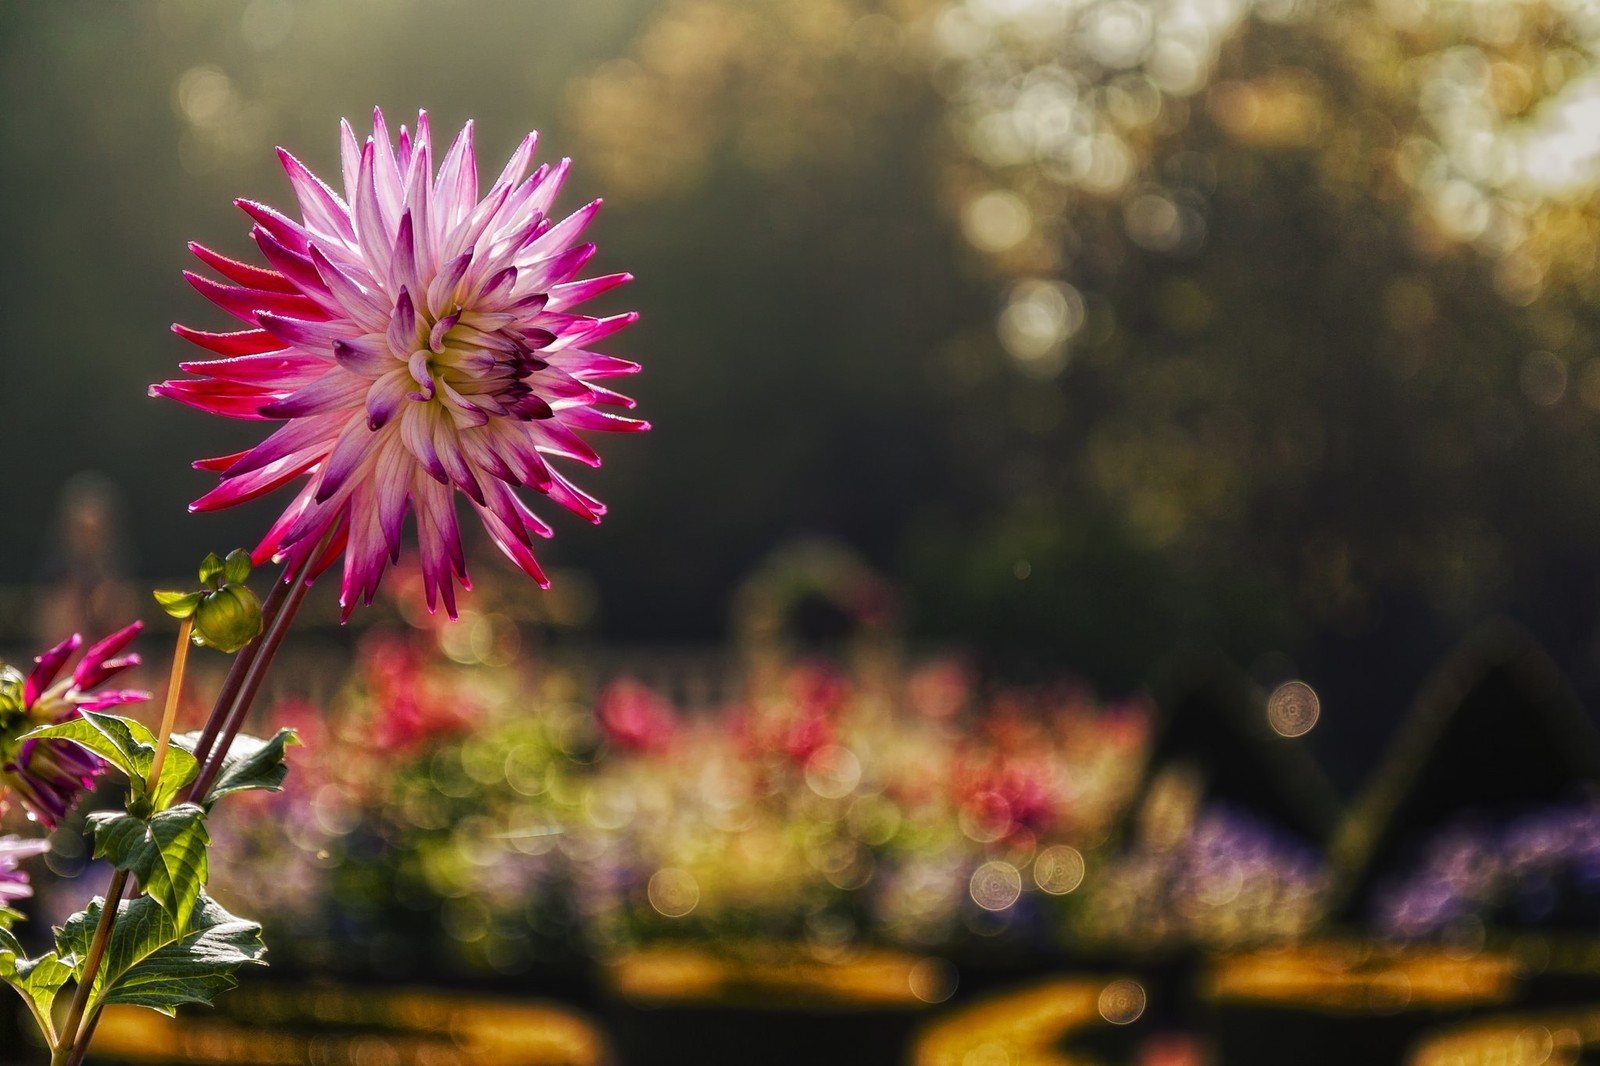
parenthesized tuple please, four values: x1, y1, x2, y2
(596, 678, 677, 753)
(0, 834, 50, 905)
(155, 109, 647, 618)
(360, 634, 477, 754)
(0, 624, 147, 828)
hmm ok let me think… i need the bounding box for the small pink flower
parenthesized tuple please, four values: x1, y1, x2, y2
(0, 624, 148, 828)
(0, 835, 51, 905)
(154, 109, 647, 618)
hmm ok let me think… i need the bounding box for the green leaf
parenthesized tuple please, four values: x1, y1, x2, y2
(89, 806, 210, 931)
(198, 553, 225, 586)
(193, 730, 298, 806)
(152, 746, 200, 811)
(24, 711, 157, 788)
(1, 931, 74, 1045)
(222, 549, 253, 585)
(66, 893, 265, 1018)
(152, 589, 203, 620)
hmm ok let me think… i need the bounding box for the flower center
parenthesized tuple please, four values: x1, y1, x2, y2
(402, 307, 552, 427)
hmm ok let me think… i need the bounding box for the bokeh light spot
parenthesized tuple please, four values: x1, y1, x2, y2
(1033, 844, 1086, 895)
(1267, 680, 1320, 737)
(969, 860, 1023, 911)
(647, 868, 700, 918)
(1097, 979, 1147, 1024)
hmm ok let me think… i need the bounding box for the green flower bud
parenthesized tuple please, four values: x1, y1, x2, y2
(193, 584, 263, 653)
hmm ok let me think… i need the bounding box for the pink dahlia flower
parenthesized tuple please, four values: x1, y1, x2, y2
(0, 835, 50, 905)
(0, 624, 148, 828)
(154, 109, 647, 618)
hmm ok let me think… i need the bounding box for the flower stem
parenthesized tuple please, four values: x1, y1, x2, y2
(144, 618, 193, 799)
(52, 868, 129, 1066)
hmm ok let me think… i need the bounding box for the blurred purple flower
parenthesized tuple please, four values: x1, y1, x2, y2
(0, 835, 50, 905)
(154, 109, 647, 619)
(0, 623, 148, 828)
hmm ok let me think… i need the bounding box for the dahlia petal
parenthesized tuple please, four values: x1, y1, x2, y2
(73, 621, 143, 691)
(77, 688, 152, 711)
(278, 147, 356, 242)
(561, 406, 650, 432)
(561, 311, 638, 350)
(476, 496, 551, 587)
(236, 199, 311, 255)
(179, 353, 327, 385)
(546, 349, 642, 379)
(545, 467, 606, 522)
(426, 251, 475, 317)
(354, 142, 394, 266)
(340, 118, 362, 206)
(189, 242, 298, 293)
(369, 107, 406, 235)
(493, 131, 539, 196)
(518, 243, 598, 291)
(547, 272, 632, 311)
(373, 438, 412, 559)
(172, 324, 286, 357)
(391, 210, 422, 297)
(433, 423, 485, 502)
(438, 380, 489, 429)
(434, 120, 477, 231)
(251, 485, 315, 565)
(150, 379, 281, 419)
(524, 157, 571, 218)
(456, 428, 516, 484)
(334, 336, 397, 376)
(399, 408, 450, 483)
(413, 477, 465, 617)
(583, 381, 641, 410)
(256, 310, 352, 351)
(403, 145, 436, 276)
(259, 369, 370, 419)
(493, 428, 554, 491)
(445, 178, 516, 263)
(26, 635, 81, 707)
(315, 416, 380, 503)
(339, 484, 390, 615)
(185, 271, 327, 324)
(528, 418, 602, 467)
(365, 370, 412, 429)
(194, 450, 250, 473)
(525, 200, 601, 261)
(253, 226, 332, 297)
(226, 411, 346, 477)
(309, 243, 387, 323)
(192, 447, 322, 511)
(390, 288, 419, 354)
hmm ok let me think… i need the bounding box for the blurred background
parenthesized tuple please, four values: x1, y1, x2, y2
(5, 0, 1600, 1062)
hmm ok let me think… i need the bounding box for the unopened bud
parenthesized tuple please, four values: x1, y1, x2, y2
(193, 584, 263, 653)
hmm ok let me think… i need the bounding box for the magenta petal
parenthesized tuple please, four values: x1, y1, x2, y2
(190, 242, 298, 294)
(25, 635, 81, 707)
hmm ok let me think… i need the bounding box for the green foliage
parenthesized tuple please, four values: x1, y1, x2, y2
(89, 806, 210, 931)
(0, 927, 74, 1044)
(172, 729, 297, 808)
(57, 893, 265, 1018)
(24, 710, 198, 809)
